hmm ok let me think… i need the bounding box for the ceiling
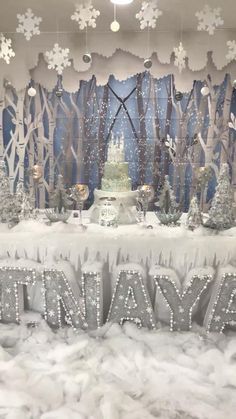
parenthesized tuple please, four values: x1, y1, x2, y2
(0, 0, 236, 92)
(0, 0, 235, 34)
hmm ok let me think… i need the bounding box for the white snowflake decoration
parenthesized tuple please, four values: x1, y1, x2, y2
(45, 43, 71, 75)
(71, 1, 100, 30)
(173, 42, 187, 73)
(136, 0, 163, 29)
(229, 113, 236, 131)
(48, 310, 55, 318)
(195, 5, 224, 35)
(16, 8, 42, 41)
(0, 34, 15, 64)
(226, 40, 236, 62)
(165, 135, 176, 156)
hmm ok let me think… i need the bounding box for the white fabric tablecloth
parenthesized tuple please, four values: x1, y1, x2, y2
(0, 212, 235, 274)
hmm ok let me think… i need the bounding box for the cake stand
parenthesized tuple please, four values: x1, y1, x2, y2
(89, 189, 138, 225)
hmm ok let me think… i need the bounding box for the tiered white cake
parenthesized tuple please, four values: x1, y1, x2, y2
(90, 133, 138, 224)
(101, 134, 132, 192)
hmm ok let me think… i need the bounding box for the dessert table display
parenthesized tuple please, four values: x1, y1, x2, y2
(0, 120, 235, 334)
(1, 211, 236, 334)
(1, 1, 236, 418)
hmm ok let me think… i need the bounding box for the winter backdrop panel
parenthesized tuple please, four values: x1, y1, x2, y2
(2, 72, 236, 210)
(0, 0, 236, 212)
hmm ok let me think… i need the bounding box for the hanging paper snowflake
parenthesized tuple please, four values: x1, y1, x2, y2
(0, 34, 15, 64)
(45, 43, 71, 75)
(226, 40, 236, 62)
(136, 0, 163, 29)
(16, 8, 42, 41)
(173, 42, 187, 73)
(195, 5, 224, 35)
(71, 1, 100, 30)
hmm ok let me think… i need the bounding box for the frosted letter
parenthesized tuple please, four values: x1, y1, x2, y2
(82, 271, 103, 329)
(204, 272, 236, 333)
(43, 270, 87, 330)
(154, 274, 212, 331)
(0, 267, 36, 323)
(108, 270, 155, 329)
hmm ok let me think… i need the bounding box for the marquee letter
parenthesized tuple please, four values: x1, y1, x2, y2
(154, 273, 212, 331)
(43, 270, 87, 330)
(0, 267, 36, 323)
(151, 267, 181, 324)
(81, 270, 103, 329)
(107, 269, 155, 329)
(204, 271, 236, 333)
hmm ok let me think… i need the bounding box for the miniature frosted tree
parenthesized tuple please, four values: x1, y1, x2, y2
(50, 175, 72, 213)
(158, 176, 178, 212)
(205, 163, 234, 230)
(0, 160, 14, 223)
(156, 176, 182, 225)
(16, 182, 35, 221)
(186, 196, 202, 230)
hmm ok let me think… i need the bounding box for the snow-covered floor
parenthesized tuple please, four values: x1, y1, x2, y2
(0, 319, 236, 419)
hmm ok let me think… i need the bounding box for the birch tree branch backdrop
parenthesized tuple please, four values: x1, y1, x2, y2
(1, 72, 236, 210)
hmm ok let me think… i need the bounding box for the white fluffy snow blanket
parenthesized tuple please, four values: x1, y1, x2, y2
(0, 319, 236, 419)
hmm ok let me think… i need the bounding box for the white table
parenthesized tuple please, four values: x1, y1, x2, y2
(0, 212, 235, 275)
